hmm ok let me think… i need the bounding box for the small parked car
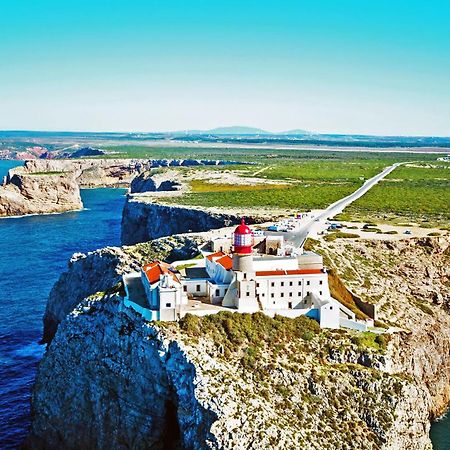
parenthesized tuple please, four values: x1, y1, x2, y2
(404, 230, 412, 235)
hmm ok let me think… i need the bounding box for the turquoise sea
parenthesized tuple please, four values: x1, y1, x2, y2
(0, 160, 448, 448)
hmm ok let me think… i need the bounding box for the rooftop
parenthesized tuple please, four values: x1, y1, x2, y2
(184, 267, 210, 279)
(216, 255, 233, 270)
(206, 251, 225, 261)
(142, 261, 180, 285)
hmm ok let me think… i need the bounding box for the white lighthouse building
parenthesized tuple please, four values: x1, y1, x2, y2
(122, 219, 369, 330)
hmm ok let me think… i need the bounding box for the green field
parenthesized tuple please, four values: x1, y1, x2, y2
(162, 155, 450, 217)
(336, 163, 450, 227)
(98, 144, 441, 164)
(166, 180, 359, 211)
(116, 146, 448, 223)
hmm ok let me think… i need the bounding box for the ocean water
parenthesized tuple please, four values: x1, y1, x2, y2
(0, 160, 127, 448)
(0, 160, 448, 448)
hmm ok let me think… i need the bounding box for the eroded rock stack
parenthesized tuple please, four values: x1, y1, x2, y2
(0, 170, 82, 217)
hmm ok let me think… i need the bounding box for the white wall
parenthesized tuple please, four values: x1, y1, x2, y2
(319, 302, 340, 329)
(256, 273, 329, 310)
(252, 256, 298, 271)
(183, 279, 208, 296)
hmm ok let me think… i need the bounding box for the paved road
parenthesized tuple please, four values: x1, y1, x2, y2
(271, 162, 405, 248)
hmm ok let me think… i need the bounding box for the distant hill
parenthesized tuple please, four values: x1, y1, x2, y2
(169, 126, 314, 136)
(201, 126, 271, 135)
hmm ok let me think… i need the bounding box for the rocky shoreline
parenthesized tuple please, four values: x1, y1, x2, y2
(0, 168, 82, 217)
(0, 158, 244, 217)
(120, 197, 276, 245)
(27, 198, 450, 449)
(22, 158, 242, 188)
(28, 294, 433, 450)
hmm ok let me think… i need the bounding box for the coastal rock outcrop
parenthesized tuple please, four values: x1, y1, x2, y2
(30, 234, 449, 449)
(29, 294, 432, 450)
(121, 198, 273, 245)
(0, 170, 82, 217)
(22, 159, 241, 188)
(315, 236, 450, 418)
(42, 235, 204, 343)
(130, 169, 186, 193)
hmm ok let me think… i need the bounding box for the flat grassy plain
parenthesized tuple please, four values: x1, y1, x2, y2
(336, 163, 450, 227)
(168, 180, 359, 210)
(114, 144, 447, 223)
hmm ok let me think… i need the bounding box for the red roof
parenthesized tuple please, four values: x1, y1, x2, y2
(206, 251, 225, 261)
(142, 261, 179, 284)
(216, 255, 233, 270)
(234, 218, 252, 235)
(255, 269, 323, 277)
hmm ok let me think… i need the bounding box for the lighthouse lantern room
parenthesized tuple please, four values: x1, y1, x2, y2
(232, 218, 254, 255)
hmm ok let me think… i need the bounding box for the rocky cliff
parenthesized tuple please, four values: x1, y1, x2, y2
(29, 294, 432, 450)
(29, 236, 449, 449)
(313, 236, 450, 418)
(121, 198, 273, 245)
(22, 159, 241, 188)
(0, 170, 82, 217)
(130, 169, 185, 193)
(42, 235, 204, 343)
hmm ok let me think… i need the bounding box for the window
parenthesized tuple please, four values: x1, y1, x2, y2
(330, 306, 333, 310)
(246, 292, 250, 297)
(281, 281, 284, 287)
(280, 293, 284, 297)
(261, 293, 265, 297)
(307, 291, 310, 296)
(298, 281, 301, 286)
(319, 291, 322, 295)
(183, 286, 187, 292)
(271, 282, 275, 287)
(288, 302, 293, 309)
(271, 293, 274, 298)
(256, 283, 260, 287)
(307, 281, 310, 286)
(243, 273, 247, 280)
(165, 303, 172, 308)
(319, 280, 323, 285)
(215, 289, 220, 297)
(289, 292, 293, 297)
(298, 292, 301, 296)
(196, 284, 201, 292)
(273, 301, 276, 305)
(289, 281, 293, 286)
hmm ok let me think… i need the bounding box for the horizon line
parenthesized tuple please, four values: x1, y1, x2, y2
(0, 128, 449, 139)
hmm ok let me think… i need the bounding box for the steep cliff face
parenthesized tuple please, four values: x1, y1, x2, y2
(42, 236, 203, 343)
(130, 170, 185, 193)
(22, 159, 143, 187)
(315, 236, 450, 418)
(22, 159, 240, 188)
(0, 171, 82, 217)
(30, 235, 449, 449)
(121, 198, 271, 245)
(29, 295, 432, 450)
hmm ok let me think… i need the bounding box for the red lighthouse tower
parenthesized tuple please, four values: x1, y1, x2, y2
(232, 218, 254, 255)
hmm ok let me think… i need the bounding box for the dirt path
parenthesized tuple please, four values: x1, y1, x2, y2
(252, 166, 271, 176)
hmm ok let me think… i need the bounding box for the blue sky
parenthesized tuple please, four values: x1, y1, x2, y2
(0, 0, 449, 135)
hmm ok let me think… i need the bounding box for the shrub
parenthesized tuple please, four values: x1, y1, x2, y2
(351, 331, 389, 352)
(324, 231, 359, 241)
(179, 311, 321, 356)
